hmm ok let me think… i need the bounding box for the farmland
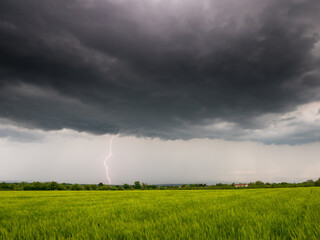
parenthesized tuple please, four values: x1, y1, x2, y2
(1, 188, 320, 239)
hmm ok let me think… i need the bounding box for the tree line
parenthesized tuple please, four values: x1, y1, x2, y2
(1, 178, 320, 191)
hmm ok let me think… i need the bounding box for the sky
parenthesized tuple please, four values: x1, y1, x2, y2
(0, 0, 320, 184)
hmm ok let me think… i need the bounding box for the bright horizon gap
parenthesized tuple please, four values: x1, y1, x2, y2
(1, 131, 319, 185)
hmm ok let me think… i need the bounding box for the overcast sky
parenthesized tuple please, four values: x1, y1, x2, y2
(0, 0, 320, 184)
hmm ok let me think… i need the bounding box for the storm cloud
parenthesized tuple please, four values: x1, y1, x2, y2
(0, 0, 320, 144)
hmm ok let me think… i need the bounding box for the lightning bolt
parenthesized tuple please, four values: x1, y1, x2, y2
(104, 135, 116, 185)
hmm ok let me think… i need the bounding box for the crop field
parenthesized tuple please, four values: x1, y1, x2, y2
(1, 188, 320, 239)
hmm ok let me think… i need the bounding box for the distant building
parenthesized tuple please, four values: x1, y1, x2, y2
(235, 184, 248, 187)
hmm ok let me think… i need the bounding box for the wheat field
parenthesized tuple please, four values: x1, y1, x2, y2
(1, 188, 320, 239)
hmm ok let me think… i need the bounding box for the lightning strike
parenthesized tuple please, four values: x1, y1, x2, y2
(104, 135, 116, 185)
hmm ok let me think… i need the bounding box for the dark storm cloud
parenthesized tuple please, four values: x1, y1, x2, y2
(0, 0, 320, 143)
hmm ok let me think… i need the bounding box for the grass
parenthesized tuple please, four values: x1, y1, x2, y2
(1, 188, 320, 239)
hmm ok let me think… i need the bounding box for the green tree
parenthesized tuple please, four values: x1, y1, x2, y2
(141, 182, 148, 190)
(116, 185, 124, 190)
(31, 182, 44, 190)
(71, 184, 83, 190)
(17, 182, 27, 190)
(0, 182, 9, 190)
(315, 178, 320, 186)
(134, 181, 141, 189)
(48, 181, 59, 190)
(255, 181, 264, 186)
(84, 185, 92, 190)
(148, 184, 158, 190)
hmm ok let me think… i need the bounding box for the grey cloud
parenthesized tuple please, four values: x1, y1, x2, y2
(0, 0, 320, 143)
(0, 122, 44, 142)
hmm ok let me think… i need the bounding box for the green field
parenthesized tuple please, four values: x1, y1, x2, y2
(1, 188, 320, 239)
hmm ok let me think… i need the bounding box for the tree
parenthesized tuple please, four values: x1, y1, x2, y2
(84, 185, 92, 190)
(134, 181, 141, 189)
(17, 182, 27, 190)
(315, 178, 320, 186)
(116, 186, 124, 190)
(255, 181, 264, 186)
(0, 182, 9, 190)
(48, 181, 59, 190)
(57, 183, 67, 190)
(141, 182, 148, 190)
(71, 184, 83, 190)
(148, 184, 158, 190)
(31, 182, 44, 190)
